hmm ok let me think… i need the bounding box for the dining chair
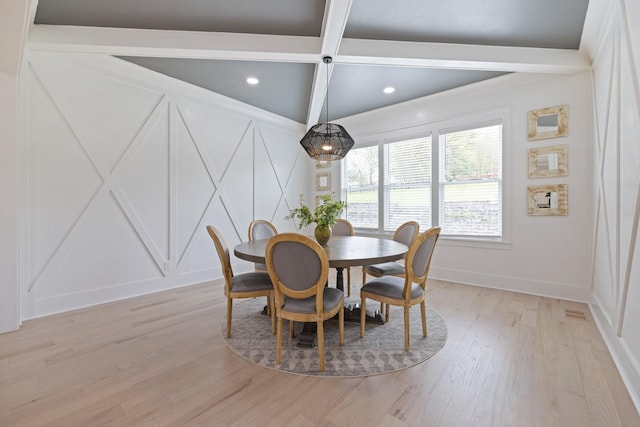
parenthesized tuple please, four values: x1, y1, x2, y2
(332, 218, 355, 296)
(362, 220, 419, 319)
(248, 219, 278, 272)
(265, 233, 344, 372)
(206, 225, 275, 338)
(360, 227, 440, 351)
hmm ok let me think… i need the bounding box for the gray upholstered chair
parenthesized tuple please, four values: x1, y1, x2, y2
(332, 218, 355, 296)
(265, 233, 344, 372)
(362, 220, 419, 319)
(360, 227, 440, 351)
(248, 219, 278, 272)
(207, 226, 274, 338)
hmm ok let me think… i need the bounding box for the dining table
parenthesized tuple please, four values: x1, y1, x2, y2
(234, 235, 408, 347)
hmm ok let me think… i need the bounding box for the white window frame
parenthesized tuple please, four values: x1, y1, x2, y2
(341, 107, 511, 248)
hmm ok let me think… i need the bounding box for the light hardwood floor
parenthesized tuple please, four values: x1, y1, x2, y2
(1, 272, 638, 427)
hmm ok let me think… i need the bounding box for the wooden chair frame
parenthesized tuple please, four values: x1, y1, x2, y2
(360, 227, 440, 351)
(207, 226, 275, 338)
(362, 220, 419, 319)
(248, 219, 278, 273)
(265, 233, 344, 371)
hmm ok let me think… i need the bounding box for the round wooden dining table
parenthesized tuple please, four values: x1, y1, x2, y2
(234, 235, 408, 348)
(233, 235, 408, 293)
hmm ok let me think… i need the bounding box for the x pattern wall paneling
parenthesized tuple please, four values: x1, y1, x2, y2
(23, 53, 309, 318)
(591, 0, 640, 371)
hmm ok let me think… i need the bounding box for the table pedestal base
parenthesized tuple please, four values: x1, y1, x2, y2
(343, 302, 386, 324)
(295, 303, 385, 348)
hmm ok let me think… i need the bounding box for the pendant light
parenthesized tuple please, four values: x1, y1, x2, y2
(300, 56, 355, 161)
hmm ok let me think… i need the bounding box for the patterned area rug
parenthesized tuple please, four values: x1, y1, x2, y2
(220, 297, 447, 377)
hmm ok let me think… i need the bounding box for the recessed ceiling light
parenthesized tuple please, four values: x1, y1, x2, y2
(383, 86, 395, 94)
(246, 77, 259, 85)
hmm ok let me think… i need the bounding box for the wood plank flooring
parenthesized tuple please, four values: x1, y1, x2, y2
(1, 273, 638, 426)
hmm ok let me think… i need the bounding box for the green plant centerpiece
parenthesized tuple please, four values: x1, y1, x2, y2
(285, 193, 347, 245)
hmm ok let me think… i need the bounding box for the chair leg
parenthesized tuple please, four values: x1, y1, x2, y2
(317, 321, 325, 372)
(347, 267, 351, 297)
(385, 303, 390, 322)
(268, 295, 275, 335)
(360, 295, 367, 338)
(404, 305, 410, 351)
(420, 301, 427, 337)
(226, 298, 233, 338)
(339, 304, 345, 346)
(290, 320, 295, 338)
(276, 315, 283, 365)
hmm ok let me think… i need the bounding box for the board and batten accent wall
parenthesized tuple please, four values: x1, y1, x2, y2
(20, 52, 311, 320)
(585, 0, 640, 410)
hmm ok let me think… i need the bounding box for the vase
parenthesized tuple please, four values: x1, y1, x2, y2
(314, 224, 332, 245)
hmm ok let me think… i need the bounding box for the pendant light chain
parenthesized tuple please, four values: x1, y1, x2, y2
(325, 56, 330, 125)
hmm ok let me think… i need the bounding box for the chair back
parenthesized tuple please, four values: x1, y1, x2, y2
(265, 233, 329, 311)
(248, 219, 277, 241)
(404, 227, 440, 297)
(332, 218, 354, 236)
(393, 220, 420, 247)
(206, 226, 234, 293)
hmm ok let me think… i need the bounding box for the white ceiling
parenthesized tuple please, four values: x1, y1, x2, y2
(31, 0, 591, 125)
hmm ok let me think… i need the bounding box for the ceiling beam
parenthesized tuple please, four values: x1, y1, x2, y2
(28, 24, 322, 62)
(306, 0, 353, 127)
(28, 24, 592, 75)
(338, 38, 592, 74)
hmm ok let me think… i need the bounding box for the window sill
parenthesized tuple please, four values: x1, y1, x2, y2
(354, 231, 511, 250)
(438, 237, 511, 250)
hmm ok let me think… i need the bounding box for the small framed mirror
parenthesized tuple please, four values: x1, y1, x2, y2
(527, 105, 568, 141)
(528, 184, 568, 216)
(316, 172, 331, 191)
(528, 145, 568, 178)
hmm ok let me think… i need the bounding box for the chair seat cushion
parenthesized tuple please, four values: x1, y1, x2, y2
(364, 261, 405, 276)
(283, 287, 343, 314)
(361, 276, 424, 300)
(231, 272, 273, 293)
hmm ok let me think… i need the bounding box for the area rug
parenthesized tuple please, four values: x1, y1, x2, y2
(220, 297, 447, 377)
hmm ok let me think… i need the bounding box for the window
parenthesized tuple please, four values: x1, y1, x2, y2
(344, 145, 378, 229)
(343, 114, 504, 239)
(439, 124, 502, 237)
(383, 136, 431, 232)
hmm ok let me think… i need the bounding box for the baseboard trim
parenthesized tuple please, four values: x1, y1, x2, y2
(590, 303, 640, 415)
(429, 266, 593, 303)
(22, 269, 220, 321)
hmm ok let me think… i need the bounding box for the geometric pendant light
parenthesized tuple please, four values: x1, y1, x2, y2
(300, 56, 355, 161)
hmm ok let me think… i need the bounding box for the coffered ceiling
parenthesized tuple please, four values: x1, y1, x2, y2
(31, 0, 591, 125)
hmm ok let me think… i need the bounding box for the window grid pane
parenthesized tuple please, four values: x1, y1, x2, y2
(439, 124, 502, 237)
(344, 146, 378, 229)
(383, 137, 432, 232)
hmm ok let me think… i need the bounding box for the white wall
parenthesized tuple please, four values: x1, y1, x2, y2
(20, 52, 311, 319)
(340, 71, 594, 302)
(0, 0, 30, 333)
(0, 73, 20, 333)
(585, 0, 640, 410)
